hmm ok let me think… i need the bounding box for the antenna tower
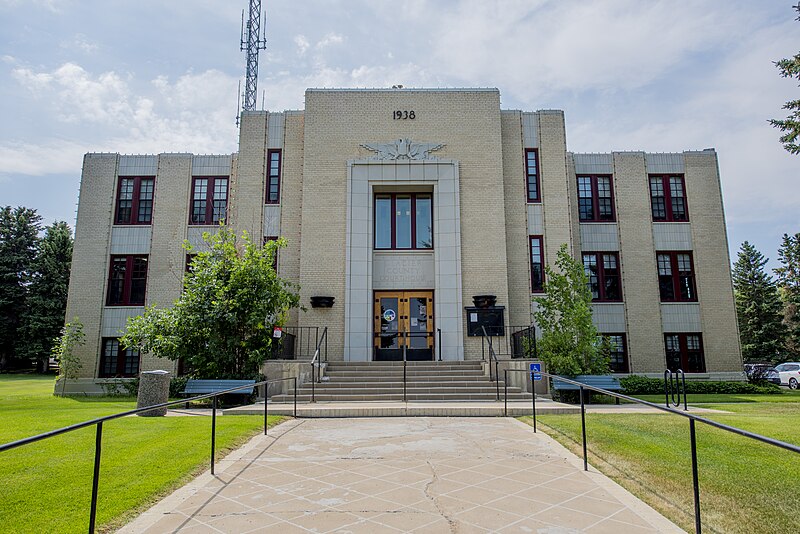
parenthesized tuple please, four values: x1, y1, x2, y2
(240, 0, 267, 112)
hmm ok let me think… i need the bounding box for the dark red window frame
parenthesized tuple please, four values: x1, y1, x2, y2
(373, 193, 433, 250)
(525, 149, 541, 203)
(266, 150, 281, 204)
(665, 333, 705, 373)
(114, 176, 155, 225)
(583, 252, 622, 302)
(657, 251, 697, 302)
(190, 176, 228, 225)
(649, 175, 689, 222)
(602, 333, 629, 373)
(529, 235, 545, 292)
(99, 338, 140, 378)
(577, 175, 615, 222)
(106, 255, 148, 306)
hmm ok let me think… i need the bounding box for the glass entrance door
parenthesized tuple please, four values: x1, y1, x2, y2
(374, 291, 434, 361)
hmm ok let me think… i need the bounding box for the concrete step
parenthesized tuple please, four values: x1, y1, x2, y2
(310, 380, 506, 388)
(285, 386, 523, 395)
(316, 375, 492, 382)
(270, 393, 532, 402)
(325, 370, 487, 377)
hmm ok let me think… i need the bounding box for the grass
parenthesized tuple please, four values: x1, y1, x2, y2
(0, 374, 284, 534)
(525, 393, 800, 533)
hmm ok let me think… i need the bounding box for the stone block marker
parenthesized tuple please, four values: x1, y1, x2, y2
(137, 370, 170, 416)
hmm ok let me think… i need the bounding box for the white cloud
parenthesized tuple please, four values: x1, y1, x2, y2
(316, 32, 344, 49)
(294, 34, 310, 56)
(60, 33, 98, 54)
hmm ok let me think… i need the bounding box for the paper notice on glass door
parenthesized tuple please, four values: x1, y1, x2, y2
(411, 318, 418, 327)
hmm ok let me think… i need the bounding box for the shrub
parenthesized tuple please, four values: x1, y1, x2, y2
(619, 375, 782, 395)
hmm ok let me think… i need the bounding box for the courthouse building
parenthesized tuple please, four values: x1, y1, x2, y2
(61, 88, 743, 394)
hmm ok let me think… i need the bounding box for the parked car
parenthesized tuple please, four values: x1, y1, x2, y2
(767, 362, 800, 389)
(744, 363, 774, 382)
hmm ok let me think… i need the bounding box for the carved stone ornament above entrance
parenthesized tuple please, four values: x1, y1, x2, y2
(360, 139, 445, 161)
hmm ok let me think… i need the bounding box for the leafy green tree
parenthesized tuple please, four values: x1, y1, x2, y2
(122, 227, 301, 379)
(532, 244, 610, 377)
(769, 4, 800, 154)
(0, 206, 42, 370)
(732, 242, 787, 364)
(776, 232, 800, 358)
(19, 221, 73, 372)
(52, 319, 85, 396)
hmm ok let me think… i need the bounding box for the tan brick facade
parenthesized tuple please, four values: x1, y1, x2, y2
(61, 88, 742, 394)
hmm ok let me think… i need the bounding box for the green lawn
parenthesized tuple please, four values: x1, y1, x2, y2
(0, 374, 283, 534)
(525, 393, 800, 533)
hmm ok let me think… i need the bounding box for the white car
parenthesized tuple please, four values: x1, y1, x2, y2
(769, 362, 800, 390)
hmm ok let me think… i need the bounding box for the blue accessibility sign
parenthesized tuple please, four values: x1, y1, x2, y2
(529, 363, 542, 381)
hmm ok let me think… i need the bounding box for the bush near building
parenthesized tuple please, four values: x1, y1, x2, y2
(620, 375, 781, 395)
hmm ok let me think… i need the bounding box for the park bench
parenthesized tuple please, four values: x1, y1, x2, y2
(182, 379, 256, 407)
(552, 375, 622, 404)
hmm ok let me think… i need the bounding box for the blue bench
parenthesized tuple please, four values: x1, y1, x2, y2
(552, 375, 622, 404)
(182, 379, 256, 407)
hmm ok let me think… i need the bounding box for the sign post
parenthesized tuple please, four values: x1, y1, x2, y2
(529, 362, 541, 381)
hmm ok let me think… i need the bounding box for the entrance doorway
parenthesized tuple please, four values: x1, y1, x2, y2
(374, 291, 434, 361)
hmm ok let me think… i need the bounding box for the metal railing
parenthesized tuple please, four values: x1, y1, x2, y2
(504, 369, 800, 534)
(481, 326, 501, 400)
(0, 377, 298, 534)
(480, 325, 537, 360)
(309, 326, 328, 403)
(269, 326, 322, 360)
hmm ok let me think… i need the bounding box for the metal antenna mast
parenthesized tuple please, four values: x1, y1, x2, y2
(240, 0, 267, 112)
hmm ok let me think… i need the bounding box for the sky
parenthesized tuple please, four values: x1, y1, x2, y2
(1, 0, 798, 270)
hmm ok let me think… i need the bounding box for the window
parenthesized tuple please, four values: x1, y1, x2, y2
(99, 338, 140, 377)
(266, 150, 281, 204)
(525, 149, 540, 202)
(374, 193, 433, 250)
(264, 236, 279, 270)
(657, 252, 696, 302)
(190, 177, 228, 225)
(107, 255, 148, 306)
(602, 334, 628, 373)
(665, 333, 705, 372)
(530, 236, 544, 292)
(583, 252, 621, 301)
(115, 176, 154, 225)
(185, 253, 197, 273)
(649, 175, 688, 221)
(577, 175, 615, 221)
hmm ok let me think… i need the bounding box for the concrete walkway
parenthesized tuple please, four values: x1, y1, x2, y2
(120, 417, 682, 533)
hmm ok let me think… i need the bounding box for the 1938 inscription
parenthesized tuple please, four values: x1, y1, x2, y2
(393, 110, 415, 120)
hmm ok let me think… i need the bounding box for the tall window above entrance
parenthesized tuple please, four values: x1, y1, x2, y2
(374, 193, 433, 250)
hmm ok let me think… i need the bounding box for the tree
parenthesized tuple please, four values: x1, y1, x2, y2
(531, 244, 610, 377)
(0, 206, 42, 370)
(122, 227, 301, 379)
(19, 221, 73, 372)
(52, 319, 85, 396)
(732, 242, 787, 364)
(776, 232, 800, 358)
(769, 4, 800, 154)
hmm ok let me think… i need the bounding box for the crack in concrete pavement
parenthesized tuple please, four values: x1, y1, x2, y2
(424, 459, 458, 533)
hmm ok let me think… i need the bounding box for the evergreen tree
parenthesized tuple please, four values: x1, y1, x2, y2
(532, 244, 610, 376)
(732, 242, 787, 363)
(769, 4, 800, 154)
(19, 221, 73, 372)
(0, 206, 42, 370)
(776, 233, 800, 359)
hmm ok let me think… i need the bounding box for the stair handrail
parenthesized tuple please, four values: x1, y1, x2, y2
(309, 326, 328, 403)
(481, 325, 501, 401)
